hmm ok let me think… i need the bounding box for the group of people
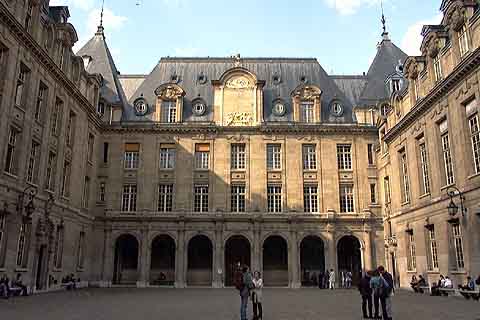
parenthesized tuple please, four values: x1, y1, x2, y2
(235, 265, 263, 320)
(302, 269, 352, 289)
(358, 266, 394, 320)
(0, 273, 29, 299)
(411, 273, 480, 300)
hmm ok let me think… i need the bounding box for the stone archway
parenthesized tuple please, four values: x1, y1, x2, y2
(187, 235, 213, 286)
(300, 235, 325, 287)
(150, 234, 175, 286)
(224, 235, 251, 287)
(337, 235, 362, 286)
(263, 235, 288, 287)
(113, 234, 139, 285)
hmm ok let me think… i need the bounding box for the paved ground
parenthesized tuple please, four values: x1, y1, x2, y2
(1, 288, 479, 320)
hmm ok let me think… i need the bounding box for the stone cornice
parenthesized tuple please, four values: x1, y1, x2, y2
(0, 2, 102, 130)
(384, 46, 480, 143)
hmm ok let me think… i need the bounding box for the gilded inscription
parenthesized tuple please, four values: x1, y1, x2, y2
(226, 112, 253, 126)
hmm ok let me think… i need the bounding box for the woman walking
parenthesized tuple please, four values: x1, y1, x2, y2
(252, 271, 263, 320)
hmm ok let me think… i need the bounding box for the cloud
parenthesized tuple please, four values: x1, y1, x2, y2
(324, 0, 382, 15)
(401, 13, 442, 56)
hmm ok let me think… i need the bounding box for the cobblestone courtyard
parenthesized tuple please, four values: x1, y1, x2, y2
(1, 288, 479, 320)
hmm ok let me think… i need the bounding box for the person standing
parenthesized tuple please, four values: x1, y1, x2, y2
(370, 270, 383, 319)
(346, 271, 353, 289)
(378, 266, 394, 320)
(252, 271, 263, 320)
(12, 273, 28, 296)
(328, 269, 335, 290)
(359, 271, 373, 319)
(238, 265, 254, 320)
(318, 271, 324, 289)
(0, 273, 10, 299)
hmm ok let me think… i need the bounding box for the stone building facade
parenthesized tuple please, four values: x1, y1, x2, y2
(0, 0, 477, 291)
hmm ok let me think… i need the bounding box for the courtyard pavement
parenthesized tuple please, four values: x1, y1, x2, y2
(1, 287, 479, 320)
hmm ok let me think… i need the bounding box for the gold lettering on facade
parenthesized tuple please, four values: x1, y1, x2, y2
(226, 112, 253, 126)
(225, 76, 252, 89)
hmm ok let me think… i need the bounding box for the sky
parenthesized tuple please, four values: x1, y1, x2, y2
(49, 0, 444, 76)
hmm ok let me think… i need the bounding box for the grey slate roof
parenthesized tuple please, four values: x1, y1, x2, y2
(129, 57, 356, 124)
(332, 75, 368, 106)
(76, 29, 128, 108)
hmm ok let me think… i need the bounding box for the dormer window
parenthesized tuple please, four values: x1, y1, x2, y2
(433, 55, 442, 82)
(458, 25, 469, 57)
(380, 104, 390, 117)
(300, 101, 314, 123)
(82, 55, 92, 69)
(391, 79, 401, 92)
(97, 101, 105, 116)
(161, 101, 176, 123)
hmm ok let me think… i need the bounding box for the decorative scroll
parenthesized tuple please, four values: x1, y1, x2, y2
(225, 76, 253, 89)
(154, 84, 184, 100)
(292, 85, 322, 100)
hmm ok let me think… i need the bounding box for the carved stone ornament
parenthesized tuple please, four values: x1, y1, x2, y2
(448, 5, 467, 31)
(225, 76, 253, 89)
(154, 84, 184, 100)
(427, 36, 441, 58)
(292, 85, 322, 100)
(226, 112, 253, 126)
(456, 77, 479, 100)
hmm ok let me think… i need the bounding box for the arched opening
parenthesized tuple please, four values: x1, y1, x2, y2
(150, 235, 175, 286)
(300, 236, 325, 287)
(187, 235, 213, 286)
(224, 235, 251, 287)
(263, 235, 288, 287)
(337, 235, 362, 287)
(113, 234, 139, 285)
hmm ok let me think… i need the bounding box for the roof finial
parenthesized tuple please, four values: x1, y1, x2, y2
(380, 0, 390, 40)
(96, 0, 105, 35)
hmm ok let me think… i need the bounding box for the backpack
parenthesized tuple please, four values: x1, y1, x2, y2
(234, 271, 244, 291)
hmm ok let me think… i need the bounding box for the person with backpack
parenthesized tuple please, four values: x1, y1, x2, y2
(370, 270, 383, 319)
(235, 265, 254, 320)
(378, 266, 394, 320)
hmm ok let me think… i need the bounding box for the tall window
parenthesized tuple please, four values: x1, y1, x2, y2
(452, 223, 465, 270)
(103, 142, 109, 164)
(16, 222, 28, 267)
(267, 185, 282, 213)
(440, 120, 455, 185)
(159, 145, 175, 169)
(340, 185, 354, 213)
(82, 176, 90, 208)
(97, 101, 105, 116)
(121, 185, 137, 212)
(267, 144, 281, 170)
(303, 185, 318, 213)
(301, 101, 314, 123)
(15, 65, 28, 108)
(45, 151, 57, 191)
(58, 45, 66, 70)
(427, 226, 439, 271)
(337, 144, 352, 170)
(61, 160, 71, 197)
(26, 141, 39, 184)
(433, 55, 443, 82)
(77, 231, 85, 269)
(35, 83, 47, 121)
(158, 184, 173, 212)
(161, 101, 176, 123)
(407, 231, 416, 271)
(53, 224, 64, 269)
(302, 144, 316, 170)
(195, 144, 210, 170)
(399, 150, 410, 203)
(4, 127, 19, 175)
(87, 133, 94, 163)
(458, 25, 469, 57)
(412, 78, 419, 102)
(99, 182, 106, 202)
(419, 142, 431, 195)
(467, 100, 480, 174)
(391, 79, 401, 92)
(124, 143, 140, 169)
(25, 1, 33, 31)
(380, 128, 388, 154)
(370, 183, 377, 204)
(194, 185, 209, 213)
(367, 144, 374, 165)
(66, 111, 76, 147)
(231, 185, 246, 212)
(231, 144, 246, 170)
(51, 98, 63, 136)
(384, 176, 391, 204)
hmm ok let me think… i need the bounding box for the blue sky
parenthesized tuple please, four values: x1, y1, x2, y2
(50, 0, 443, 76)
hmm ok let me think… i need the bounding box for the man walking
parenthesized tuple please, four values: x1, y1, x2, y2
(358, 271, 373, 319)
(378, 266, 394, 320)
(328, 269, 335, 290)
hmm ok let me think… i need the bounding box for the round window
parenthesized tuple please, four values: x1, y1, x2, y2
(134, 99, 148, 116)
(193, 101, 206, 116)
(331, 102, 343, 116)
(273, 102, 286, 116)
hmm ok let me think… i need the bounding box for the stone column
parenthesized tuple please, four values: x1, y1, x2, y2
(252, 220, 261, 273)
(213, 220, 224, 288)
(326, 227, 337, 286)
(289, 228, 300, 288)
(101, 227, 113, 287)
(363, 230, 373, 271)
(175, 224, 186, 288)
(138, 228, 150, 287)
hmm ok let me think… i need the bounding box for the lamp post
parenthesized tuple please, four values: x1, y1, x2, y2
(446, 186, 467, 217)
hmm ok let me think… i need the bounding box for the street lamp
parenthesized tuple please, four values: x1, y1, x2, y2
(446, 186, 467, 217)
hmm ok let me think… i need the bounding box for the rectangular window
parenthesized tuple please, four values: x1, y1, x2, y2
(99, 182, 106, 202)
(103, 142, 109, 164)
(87, 133, 94, 163)
(337, 144, 352, 170)
(452, 223, 465, 270)
(384, 176, 391, 204)
(340, 184, 354, 213)
(231, 185, 246, 212)
(400, 151, 410, 203)
(433, 55, 443, 82)
(459, 25, 469, 57)
(53, 224, 64, 269)
(58, 45, 66, 70)
(158, 184, 173, 212)
(82, 176, 90, 208)
(303, 185, 318, 213)
(267, 185, 282, 213)
(121, 185, 137, 212)
(407, 232, 417, 271)
(418, 142, 431, 195)
(161, 101, 176, 123)
(16, 222, 28, 267)
(468, 102, 480, 174)
(51, 98, 63, 136)
(413, 78, 419, 102)
(441, 131, 455, 186)
(194, 185, 209, 213)
(66, 111, 76, 147)
(231, 144, 246, 170)
(195, 144, 210, 170)
(159, 145, 175, 169)
(4, 127, 19, 175)
(61, 160, 71, 198)
(35, 83, 47, 122)
(97, 101, 105, 116)
(267, 144, 281, 170)
(427, 226, 439, 271)
(302, 144, 317, 170)
(392, 79, 401, 92)
(124, 143, 140, 169)
(380, 129, 388, 154)
(26, 141, 40, 184)
(77, 231, 85, 269)
(367, 144, 374, 165)
(15, 65, 28, 108)
(45, 151, 57, 191)
(370, 183, 377, 204)
(301, 101, 314, 123)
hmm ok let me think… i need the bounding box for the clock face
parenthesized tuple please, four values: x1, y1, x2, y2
(273, 102, 286, 116)
(134, 99, 148, 116)
(193, 102, 206, 116)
